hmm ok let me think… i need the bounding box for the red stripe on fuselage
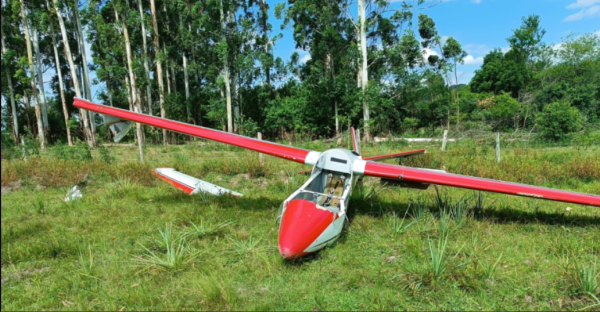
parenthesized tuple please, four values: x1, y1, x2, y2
(278, 199, 336, 259)
(153, 171, 195, 195)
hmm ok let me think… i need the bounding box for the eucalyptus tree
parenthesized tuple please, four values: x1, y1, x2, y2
(53, 0, 96, 146)
(43, 0, 73, 145)
(113, 0, 144, 162)
(1, 0, 19, 143)
(19, 0, 46, 149)
(150, 0, 166, 144)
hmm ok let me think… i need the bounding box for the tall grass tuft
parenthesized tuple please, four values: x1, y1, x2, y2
(557, 253, 600, 297)
(135, 223, 200, 271)
(428, 233, 450, 278)
(387, 210, 416, 234)
(78, 245, 94, 277)
(482, 253, 503, 280)
(183, 219, 232, 239)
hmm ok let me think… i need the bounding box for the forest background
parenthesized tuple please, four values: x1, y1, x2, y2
(1, 0, 600, 156)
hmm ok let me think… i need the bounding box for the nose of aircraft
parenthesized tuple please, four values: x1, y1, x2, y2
(278, 199, 337, 259)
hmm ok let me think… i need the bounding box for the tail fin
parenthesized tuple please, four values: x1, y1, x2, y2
(351, 127, 361, 155)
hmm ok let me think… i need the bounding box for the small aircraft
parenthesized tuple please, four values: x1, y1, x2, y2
(75, 98, 600, 259)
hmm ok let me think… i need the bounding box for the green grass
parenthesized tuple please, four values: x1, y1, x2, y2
(1, 139, 599, 310)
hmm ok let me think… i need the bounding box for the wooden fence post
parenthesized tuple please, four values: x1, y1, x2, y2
(496, 132, 501, 163)
(257, 132, 264, 166)
(441, 130, 448, 151)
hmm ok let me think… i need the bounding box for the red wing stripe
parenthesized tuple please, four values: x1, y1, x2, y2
(363, 149, 426, 161)
(153, 171, 195, 195)
(364, 162, 600, 207)
(74, 98, 312, 164)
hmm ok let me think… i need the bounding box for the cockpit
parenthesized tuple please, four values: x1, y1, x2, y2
(278, 149, 355, 222)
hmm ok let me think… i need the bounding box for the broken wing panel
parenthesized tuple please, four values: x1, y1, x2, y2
(363, 162, 600, 207)
(154, 168, 243, 197)
(74, 98, 315, 164)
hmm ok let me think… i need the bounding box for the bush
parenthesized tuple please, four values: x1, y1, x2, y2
(535, 101, 583, 141)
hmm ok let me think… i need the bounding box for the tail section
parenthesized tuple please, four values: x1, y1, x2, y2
(351, 127, 361, 155)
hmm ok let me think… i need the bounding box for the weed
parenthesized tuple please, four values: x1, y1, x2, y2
(556, 252, 600, 296)
(428, 233, 450, 278)
(387, 210, 416, 234)
(31, 197, 47, 215)
(183, 219, 232, 239)
(78, 245, 94, 277)
(482, 253, 503, 280)
(229, 236, 267, 260)
(134, 224, 200, 271)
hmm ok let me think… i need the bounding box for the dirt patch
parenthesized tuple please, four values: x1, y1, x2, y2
(1, 181, 22, 195)
(230, 174, 251, 187)
(2, 267, 50, 283)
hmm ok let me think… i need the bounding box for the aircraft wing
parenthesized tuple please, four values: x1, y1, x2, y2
(74, 98, 320, 165)
(362, 161, 600, 207)
(363, 149, 426, 161)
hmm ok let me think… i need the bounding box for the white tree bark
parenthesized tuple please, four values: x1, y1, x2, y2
(179, 15, 191, 123)
(54, 0, 94, 147)
(1, 30, 19, 143)
(47, 14, 73, 146)
(20, 0, 45, 149)
(138, 0, 153, 115)
(358, 0, 370, 140)
(150, 0, 166, 144)
(73, 5, 97, 139)
(32, 27, 49, 132)
(220, 0, 233, 133)
(116, 6, 145, 163)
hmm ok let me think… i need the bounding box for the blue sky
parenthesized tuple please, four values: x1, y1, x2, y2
(268, 0, 600, 84)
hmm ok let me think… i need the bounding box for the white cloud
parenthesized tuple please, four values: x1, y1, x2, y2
(463, 55, 484, 65)
(464, 43, 489, 55)
(299, 54, 311, 64)
(472, 0, 482, 4)
(595, 30, 600, 36)
(422, 48, 439, 59)
(566, 0, 600, 9)
(564, 5, 600, 21)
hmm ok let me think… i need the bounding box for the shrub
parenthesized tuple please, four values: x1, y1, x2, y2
(536, 101, 583, 141)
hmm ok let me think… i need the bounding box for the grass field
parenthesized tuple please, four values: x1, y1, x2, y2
(1, 137, 599, 311)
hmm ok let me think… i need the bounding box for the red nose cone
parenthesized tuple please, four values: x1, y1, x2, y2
(278, 199, 336, 259)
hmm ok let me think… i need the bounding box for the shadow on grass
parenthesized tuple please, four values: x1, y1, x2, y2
(348, 189, 600, 227)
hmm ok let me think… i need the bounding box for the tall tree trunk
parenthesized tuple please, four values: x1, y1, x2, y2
(260, 0, 270, 86)
(228, 11, 239, 132)
(20, 0, 45, 149)
(116, 6, 145, 163)
(138, 0, 153, 116)
(358, 0, 369, 141)
(74, 4, 96, 140)
(2, 31, 19, 143)
(114, 8, 144, 163)
(220, 0, 233, 133)
(179, 15, 191, 123)
(48, 20, 73, 146)
(32, 28, 50, 134)
(150, 0, 166, 144)
(164, 45, 171, 94)
(54, 0, 94, 147)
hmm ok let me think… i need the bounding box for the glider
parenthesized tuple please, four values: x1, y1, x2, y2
(75, 98, 600, 259)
